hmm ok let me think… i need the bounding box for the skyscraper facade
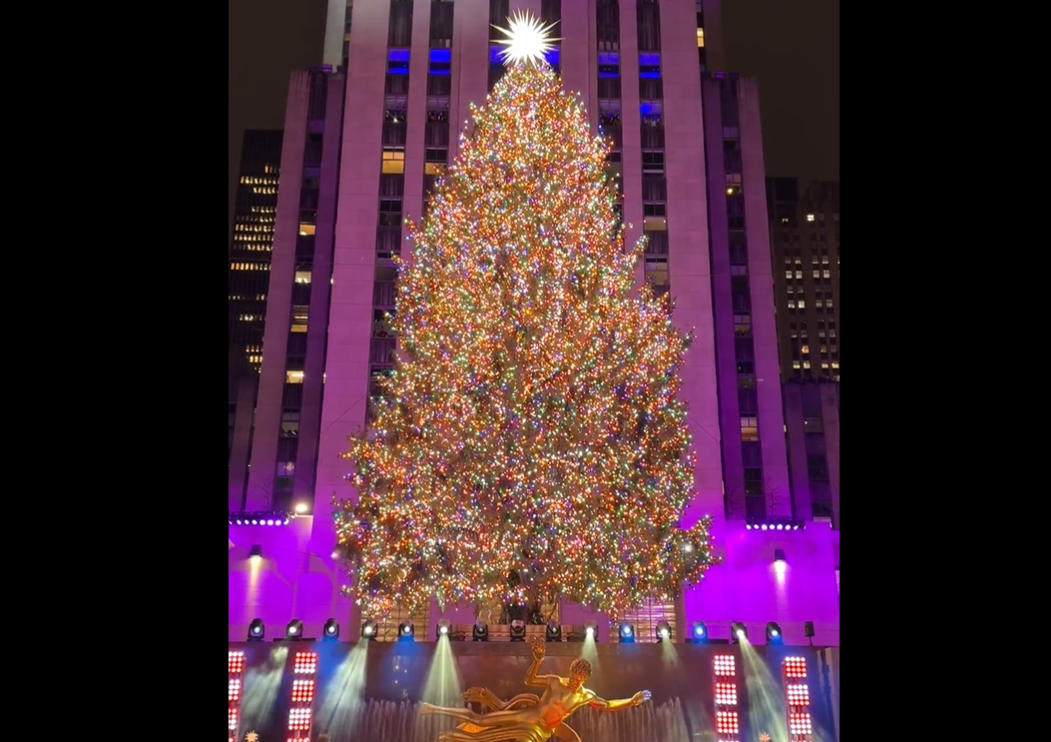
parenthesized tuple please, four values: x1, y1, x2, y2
(766, 177, 840, 382)
(229, 130, 283, 507)
(229, 129, 283, 371)
(229, 0, 839, 647)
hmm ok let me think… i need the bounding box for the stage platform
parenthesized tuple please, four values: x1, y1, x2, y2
(228, 640, 838, 742)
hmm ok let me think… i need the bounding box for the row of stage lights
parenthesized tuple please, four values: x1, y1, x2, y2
(745, 518, 806, 531)
(247, 618, 816, 645)
(228, 505, 312, 526)
(364, 619, 815, 645)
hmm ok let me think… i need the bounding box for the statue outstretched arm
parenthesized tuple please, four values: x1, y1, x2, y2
(524, 635, 559, 688)
(588, 690, 651, 711)
(463, 687, 540, 711)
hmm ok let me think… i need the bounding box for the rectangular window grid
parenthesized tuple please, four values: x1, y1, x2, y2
(712, 654, 740, 742)
(229, 651, 246, 742)
(287, 651, 318, 742)
(782, 656, 814, 741)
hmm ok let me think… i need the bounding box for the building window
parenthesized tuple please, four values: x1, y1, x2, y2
(740, 416, 758, 442)
(277, 461, 296, 476)
(286, 370, 305, 384)
(733, 314, 751, 335)
(299, 223, 316, 236)
(641, 150, 664, 173)
(382, 148, 405, 174)
(807, 454, 828, 480)
(806, 214, 815, 222)
(743, 467, 763, 495)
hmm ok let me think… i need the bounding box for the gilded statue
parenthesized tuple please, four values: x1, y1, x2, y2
(420, 634, 651, 742)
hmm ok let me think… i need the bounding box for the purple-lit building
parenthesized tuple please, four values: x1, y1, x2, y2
(229, 0, 839, 653)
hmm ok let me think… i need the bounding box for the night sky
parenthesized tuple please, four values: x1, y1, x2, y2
(229, 0, 838, 223)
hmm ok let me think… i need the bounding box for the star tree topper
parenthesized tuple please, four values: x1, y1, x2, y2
(492, 11, 561, 67)
(245, 732, 259, 742)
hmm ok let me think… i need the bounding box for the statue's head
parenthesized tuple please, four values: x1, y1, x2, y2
(568, 658, 592, 688)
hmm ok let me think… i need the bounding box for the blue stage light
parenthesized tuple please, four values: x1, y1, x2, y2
(686, 621, 708, 644)
(323, 619, 339, 641)
(618, 622, 635, 643)
(361, 620, 377, 640)
(248, 618, 265, 641)
(766, 622, 783, 645)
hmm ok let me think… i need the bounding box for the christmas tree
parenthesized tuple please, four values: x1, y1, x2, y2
(334, 14, 717, 619)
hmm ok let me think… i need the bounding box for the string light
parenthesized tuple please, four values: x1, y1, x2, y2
(335, 56, 718, 619)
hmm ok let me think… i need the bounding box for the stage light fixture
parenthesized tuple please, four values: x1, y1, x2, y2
(618, 622, 635, 643)
(766, 621, 783, 645)
(655, 621, 672, 642)
(510, 619, 526, 641)
(731, 622, 747, 643)
(472, 620, 489, 641)
(804, 620, 815, 645)
(686, 621, 708, 644)
(436, 619, 452, 640)
(774, 548, 786, 566)
(361, 620, 377, 639)
(286, 619, 304, 640)
(584, 622, 598, 640)
(398, 622, 415, 641)
(322, 619, 339, 641)
(247, 618, 265, 641)
(545, 620, 562, 642)
(249, 544, 263, 562)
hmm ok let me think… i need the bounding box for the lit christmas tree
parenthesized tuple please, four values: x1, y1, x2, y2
(334, 14, 718, 619)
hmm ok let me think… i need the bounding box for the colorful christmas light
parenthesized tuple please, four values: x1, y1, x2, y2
(334, 52, 717, 619)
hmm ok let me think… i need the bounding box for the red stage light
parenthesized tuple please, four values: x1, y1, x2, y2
(292, 679, 315, 703)
(789, 712, 813, 735)
(715, 710, 739, 735)
(786, 683, 809, 706)
(293, 652, 318, 674)
(783, 656, 807, 679)
(229, 651, 246, 674)
(714, 682, 737, 706)
(288, 708, 312, 731)
(229, 679, 242, 702)
(228, 709, 238, 731)
(713, 655, 736, 677)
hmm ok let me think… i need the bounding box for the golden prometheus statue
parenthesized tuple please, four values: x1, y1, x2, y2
(420, 635, 651, 742)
